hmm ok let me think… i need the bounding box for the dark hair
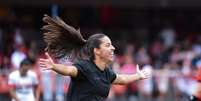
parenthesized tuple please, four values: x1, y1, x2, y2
(85, 34, 105, 60)
(20, 59, 32, 67)
(41, 15, 106, 61)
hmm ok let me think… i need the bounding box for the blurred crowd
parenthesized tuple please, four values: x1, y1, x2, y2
(0, 8, 201, 101)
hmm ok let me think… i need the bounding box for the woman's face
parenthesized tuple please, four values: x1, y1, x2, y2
(94, 36, 115, 63)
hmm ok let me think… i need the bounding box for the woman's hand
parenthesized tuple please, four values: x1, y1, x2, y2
(136, 64, 152, 80)
(39, 52, 55, 70)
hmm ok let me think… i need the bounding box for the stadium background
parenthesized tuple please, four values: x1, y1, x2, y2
(0, 0, 201, 101)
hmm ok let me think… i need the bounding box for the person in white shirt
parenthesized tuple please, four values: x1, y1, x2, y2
(11, 47, 26, 69)
(8, 59, 40, 101)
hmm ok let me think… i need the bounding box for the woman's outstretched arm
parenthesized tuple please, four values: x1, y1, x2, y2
(113, 65, 152, 85)
(39, 52, 78, 77)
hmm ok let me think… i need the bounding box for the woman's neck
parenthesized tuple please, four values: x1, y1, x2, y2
(93, 58, 107, 71)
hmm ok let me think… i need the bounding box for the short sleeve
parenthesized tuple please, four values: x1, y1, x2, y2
(31, 72, 39, 85)
(8, 73, 16, 87)
(73, 60, 90, 80)
(107, 68, 117, 83)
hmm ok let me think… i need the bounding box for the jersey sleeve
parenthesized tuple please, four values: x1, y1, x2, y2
(8, 73, 16, 87)
(31, 72, 39, 85)
(73, 60, 90, 80)
(108, 68, 117, 83)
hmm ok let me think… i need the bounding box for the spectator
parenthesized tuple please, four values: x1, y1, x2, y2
(159, 25, 176, 49)
(11, 45, 27, 69)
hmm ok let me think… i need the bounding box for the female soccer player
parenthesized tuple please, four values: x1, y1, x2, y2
(39, 15, 152, 101)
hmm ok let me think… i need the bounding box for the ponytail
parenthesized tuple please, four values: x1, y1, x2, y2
(41, 14, 86, 60)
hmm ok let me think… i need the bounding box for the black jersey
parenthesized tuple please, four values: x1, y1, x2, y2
(67, 59, 116, 101)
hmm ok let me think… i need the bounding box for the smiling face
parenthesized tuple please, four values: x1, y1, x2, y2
(94, 36, 115, 64)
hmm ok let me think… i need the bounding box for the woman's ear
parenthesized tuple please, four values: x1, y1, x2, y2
(94, 48, 100, 56)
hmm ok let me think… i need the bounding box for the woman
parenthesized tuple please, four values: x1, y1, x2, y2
(39, 15, 152, 101)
